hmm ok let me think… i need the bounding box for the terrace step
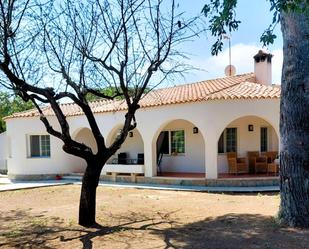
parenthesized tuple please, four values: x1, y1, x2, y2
(64, 173, 279, 188)
(62, 175, 82, 181)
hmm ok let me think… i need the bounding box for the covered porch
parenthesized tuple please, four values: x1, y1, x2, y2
(155, 119, 206, 177)
(71, 115, 279, 182)
(156, 115, 280, 179)
(71, 126, 145, 179)
(103, 126, 145, 180)
(217, 115, 279, 178)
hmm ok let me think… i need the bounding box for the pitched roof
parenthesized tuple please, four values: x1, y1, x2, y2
(4, 73, 281, 120)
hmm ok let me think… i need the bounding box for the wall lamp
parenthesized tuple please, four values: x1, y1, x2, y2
(193, 127, 199, 134)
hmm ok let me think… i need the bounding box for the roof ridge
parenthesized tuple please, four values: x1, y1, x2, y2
(238, 81, 281, 89)
(140, 72, 256, 103)
(152, 72, 255, 92)
(199, 79, 244, 101)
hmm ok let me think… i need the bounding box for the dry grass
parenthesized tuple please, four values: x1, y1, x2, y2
(0, 185, 308, 249)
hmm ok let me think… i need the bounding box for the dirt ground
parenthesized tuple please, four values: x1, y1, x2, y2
(0, 185, 308, 249)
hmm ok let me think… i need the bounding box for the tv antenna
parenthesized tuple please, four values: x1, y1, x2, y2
(222, 34, 236, 76)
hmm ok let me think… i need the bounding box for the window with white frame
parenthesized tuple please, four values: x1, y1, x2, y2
(226, 128, 237, 152)
(218, 128, 237, 153)
(29, 135, 51, 157)
(171, 130, 185, 154)
(158, 130, 185, 155)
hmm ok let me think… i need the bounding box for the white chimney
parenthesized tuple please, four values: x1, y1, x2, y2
(253, 50, 273, 85)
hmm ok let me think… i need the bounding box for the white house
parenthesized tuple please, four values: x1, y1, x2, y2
(3, 51, 281, 183)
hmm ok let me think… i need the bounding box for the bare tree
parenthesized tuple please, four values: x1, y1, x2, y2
(0, 0, 200, 226)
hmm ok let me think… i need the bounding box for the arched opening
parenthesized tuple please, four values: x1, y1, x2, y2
(101, 125, 145, 177)
(154, 119, 205, 177)
(106, 126, 144, 164)
(70, 127, 98, 172)
(217, 115, 279, 178)
(74, 127, 98, 154)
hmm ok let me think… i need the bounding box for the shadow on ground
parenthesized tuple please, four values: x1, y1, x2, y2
(153, 214, 309, 249)
(0, 210, 308, 249)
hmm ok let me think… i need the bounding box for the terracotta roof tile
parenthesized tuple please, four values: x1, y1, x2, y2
(5, 73, 281, 120)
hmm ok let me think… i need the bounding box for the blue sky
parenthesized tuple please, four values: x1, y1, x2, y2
(171, 0, 283, 85)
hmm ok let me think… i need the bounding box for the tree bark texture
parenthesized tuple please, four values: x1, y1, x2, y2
(78, 160, 104, 227)
(279, 9, 309, 227)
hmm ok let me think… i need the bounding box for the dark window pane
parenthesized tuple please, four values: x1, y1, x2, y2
(30, 135, 40, 157)
(218, 132, 224, 153)
(226, 128, 237, 152)
(260, 127, 268, 152)
(160, 131, 170, 154)
(30, 135, 51, 157)
(41, 135, 51, 157)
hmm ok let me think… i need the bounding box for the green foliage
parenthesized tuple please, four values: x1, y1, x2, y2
(202, 0, 309, 55)
(202, 0, 240, 55)
(0, 92, 34, 133)
(85, 87, 150, 102)
(85, 87, 121, 102)
(261, 0, 309, 46)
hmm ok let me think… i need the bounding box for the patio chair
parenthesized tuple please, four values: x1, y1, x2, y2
(267, 162, 279, 176)
(137, 153, 144, 164)
(261, 151, 278, 164)
(254, 155, 268, 173)
(247, 151, 260, 174)
(261, 151, 279, 175)
(226, 152, 248, 174)
(118, 152, 128, 164)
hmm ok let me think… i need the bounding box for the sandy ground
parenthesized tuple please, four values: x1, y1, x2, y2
(0, 185, 308, 249)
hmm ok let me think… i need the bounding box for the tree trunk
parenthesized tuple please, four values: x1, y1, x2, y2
(79, 160, 103, 227)
(279, 9, 309, 227)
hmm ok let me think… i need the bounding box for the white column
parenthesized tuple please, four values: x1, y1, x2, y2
(143, 139, 156, 177)
(205, 134, 218, 179)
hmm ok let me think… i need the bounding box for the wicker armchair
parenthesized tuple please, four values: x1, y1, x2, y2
(226, 152, 248, 174)
(261, 151, 278, 164)
(247, 151, 260, 173)
(254, 156, 268, 173)
(261, 151, 279, 175)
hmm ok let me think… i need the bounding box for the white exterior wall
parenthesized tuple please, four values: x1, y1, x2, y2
(217, 116, 279, 173)
(6, 118, 81, 176)
(5, 98, 280, 179)
(0, 132, 8, 171)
